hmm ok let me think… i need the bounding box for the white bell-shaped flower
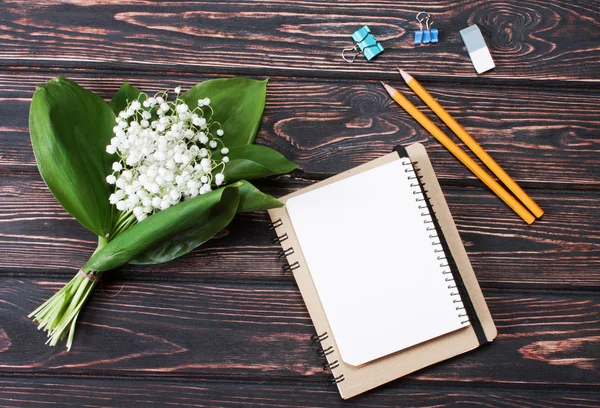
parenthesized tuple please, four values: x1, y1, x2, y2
(105, 87, 229, 221)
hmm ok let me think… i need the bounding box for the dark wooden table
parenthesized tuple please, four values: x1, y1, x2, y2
(1, 1, 599, 407)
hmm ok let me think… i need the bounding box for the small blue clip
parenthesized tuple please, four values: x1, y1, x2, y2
(414, 30, 423, 45)
(431, 28, 439, 43)
(342, 25, 384, 62)
(414, 12, 439, 45)
(422, 29, 432, 44)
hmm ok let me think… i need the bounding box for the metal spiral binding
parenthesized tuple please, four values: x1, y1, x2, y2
(267, 219, 300, 272)
(269, 220, 345, 385)
(311, 332, 329, 343)
(322, 360, 340, 370)
(311, 331, 344, 384)
(282, 261, 300, 272)
(331, 374, 345, 384)
(402, 159, 469, 326)
(317, 345, 334, 357)
(267, 218, 283, 230)
(277, 247, 294, 258)
(271, 232, 289, 244)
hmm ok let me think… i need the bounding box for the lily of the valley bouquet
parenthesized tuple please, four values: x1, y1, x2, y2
(28, 77, 296, 350)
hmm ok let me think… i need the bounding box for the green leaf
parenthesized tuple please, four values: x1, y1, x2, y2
(180, 78, 268, 148)
(223, 145, 297, 183)
(29, 76, 116, 237)
(109, 81, 145, 115)
(232, 180, 283, 213)
(84, 186, 240, 270)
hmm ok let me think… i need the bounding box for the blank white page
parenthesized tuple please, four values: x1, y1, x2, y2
(286, 159, 468, 367)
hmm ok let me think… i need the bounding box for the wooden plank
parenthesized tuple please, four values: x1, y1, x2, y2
(0, 1, 599, 82)
(0, 278, 598, 387)
(1, 1, 597, 405)
(1, 73, 599, 188)
(0, 377, 598, 408)
(1, 172, 599, 289)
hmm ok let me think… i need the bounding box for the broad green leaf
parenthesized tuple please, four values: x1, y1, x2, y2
(232, 180, 283, 213)
(133, 182, 281, 263)
(84, 186, 240, 270)
(29, 76, 116, 237)
(109, 81, 144, 115)
(223, 145, 297, 183)
(180, 78, 268, 148)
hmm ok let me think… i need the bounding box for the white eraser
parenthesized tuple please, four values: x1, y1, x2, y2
(460, 25, 495, 74)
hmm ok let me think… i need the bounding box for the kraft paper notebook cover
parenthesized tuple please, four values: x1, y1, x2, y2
(267, 143, 497, 399)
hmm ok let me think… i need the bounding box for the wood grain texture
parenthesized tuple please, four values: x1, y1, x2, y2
(0, 1, 599, 82)
(1, 174, 599, 289)
(1, 0, 599, 406)
(1, 377, 599, 408)
(0, 279, 598, 387)
(1, 73, 599, 189)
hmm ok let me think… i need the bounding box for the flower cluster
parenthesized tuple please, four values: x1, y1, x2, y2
(106, 87, 229, 222)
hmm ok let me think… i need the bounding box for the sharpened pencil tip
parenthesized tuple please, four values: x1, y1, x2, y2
(380, 81, 394, 95)
(397, 68, 413, 83)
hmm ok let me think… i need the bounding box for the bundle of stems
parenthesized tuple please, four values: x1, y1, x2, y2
(28, 211, 136, 350)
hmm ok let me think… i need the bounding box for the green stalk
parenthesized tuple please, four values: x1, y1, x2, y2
(28, 235, 109, 350)
(112, 213, 137, 237)
(111, 210, 133, 235)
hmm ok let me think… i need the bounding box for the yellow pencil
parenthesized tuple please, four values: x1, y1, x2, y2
(398, 68, 543, 219)
(381, 81, 536, 225)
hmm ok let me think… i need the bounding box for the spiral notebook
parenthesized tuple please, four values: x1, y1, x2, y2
(267, 143, 496, 399)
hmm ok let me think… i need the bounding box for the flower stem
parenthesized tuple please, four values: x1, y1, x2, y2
(28, 236, 108, 350)
(111, 210, 134, 236)
(112, 212, 137, 236)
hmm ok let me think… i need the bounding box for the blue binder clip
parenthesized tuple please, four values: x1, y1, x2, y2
(414, 12, 439, 45)
(342, 26, 384, 63)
